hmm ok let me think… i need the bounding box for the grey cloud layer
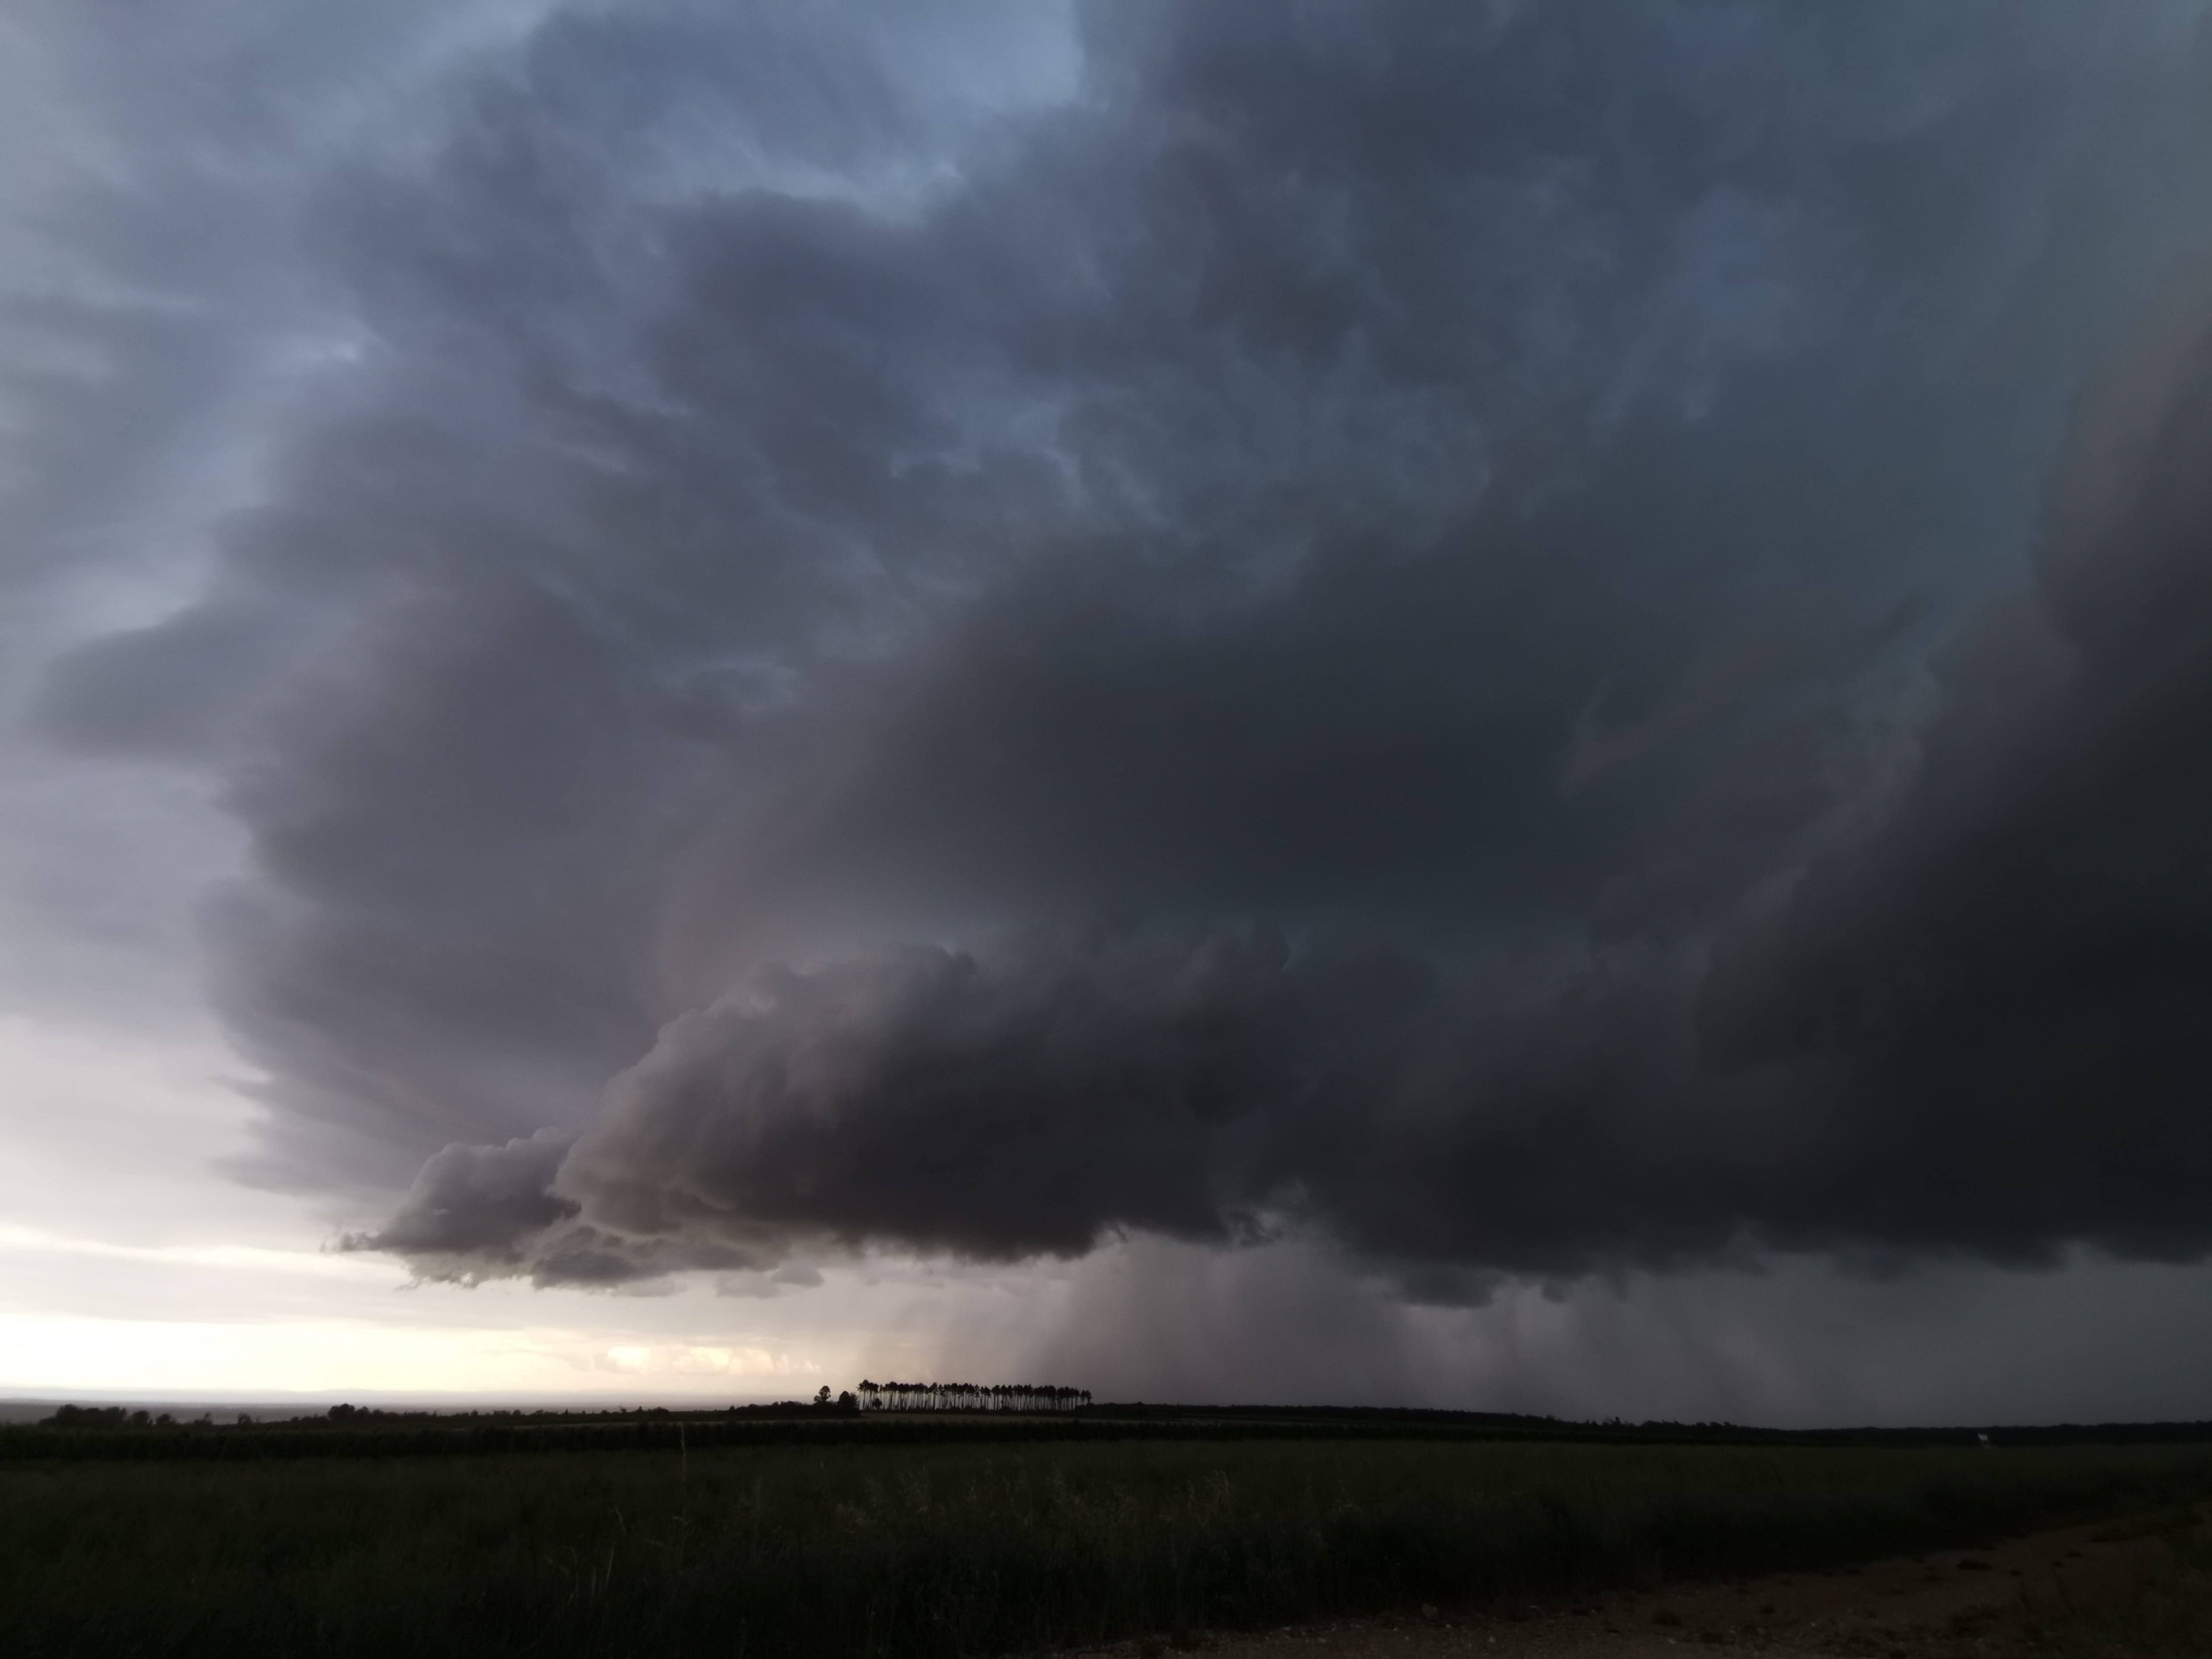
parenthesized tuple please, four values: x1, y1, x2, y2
(29, 2, 2212, 1279)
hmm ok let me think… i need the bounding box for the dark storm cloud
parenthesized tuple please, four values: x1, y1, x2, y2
(33, 3, 2212, 1278)
(1696, 260, 2212, 1265)
(357, 922, 1708, 1284)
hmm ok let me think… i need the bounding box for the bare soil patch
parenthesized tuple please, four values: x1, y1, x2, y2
(1057, 1512, 2196, 1659)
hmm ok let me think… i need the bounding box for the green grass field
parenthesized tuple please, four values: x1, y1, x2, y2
(6, 1429, 2212, 1657)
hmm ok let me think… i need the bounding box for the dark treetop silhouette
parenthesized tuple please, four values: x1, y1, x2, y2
(855, 1382, 1092, 1414)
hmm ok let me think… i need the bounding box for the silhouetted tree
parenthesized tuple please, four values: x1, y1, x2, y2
(848, 1378, 1088, 1413)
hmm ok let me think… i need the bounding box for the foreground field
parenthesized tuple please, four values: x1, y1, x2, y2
(5, 1435, 2210, 1657)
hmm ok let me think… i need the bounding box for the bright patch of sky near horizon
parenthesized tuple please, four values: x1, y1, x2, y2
(6, 0, 2212, 1423)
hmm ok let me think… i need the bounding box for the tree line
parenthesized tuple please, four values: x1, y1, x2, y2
(40, 1405, 248, 1429)
(855, 1381, 1091, 1413)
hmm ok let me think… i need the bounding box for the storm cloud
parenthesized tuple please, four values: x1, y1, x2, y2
(26, 2, 2212, 1289)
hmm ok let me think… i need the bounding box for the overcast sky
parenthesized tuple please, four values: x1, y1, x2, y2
(7, 0, 2212, 1423)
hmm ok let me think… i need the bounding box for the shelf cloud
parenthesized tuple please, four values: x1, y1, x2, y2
(23, 2, 2212, 1293)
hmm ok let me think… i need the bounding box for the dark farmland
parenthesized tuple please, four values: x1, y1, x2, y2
(7, 1416, 2212, 1658)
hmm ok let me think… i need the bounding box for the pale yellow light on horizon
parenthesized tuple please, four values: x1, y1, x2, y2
(0, 1311, 833, 1400)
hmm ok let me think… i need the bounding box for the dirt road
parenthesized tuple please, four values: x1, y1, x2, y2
(1059, 1511, 2192, 1659)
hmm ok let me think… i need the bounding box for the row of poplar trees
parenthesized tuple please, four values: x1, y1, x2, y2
(855, 1381, 1092, 1412)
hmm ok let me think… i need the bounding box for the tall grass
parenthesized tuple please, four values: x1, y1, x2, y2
(8, 1437, 2212, 1657)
